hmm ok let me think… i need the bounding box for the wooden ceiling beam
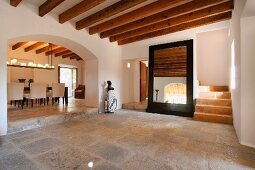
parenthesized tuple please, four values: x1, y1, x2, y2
(39, 0, 65, 17)
(36, 44, 58, 54)
(76, 0, 146, 30)
(55, 50, 72, 57)
(24, 42, 46, 52)
(154, 61, 187, 65)
(12, 42, 28, 50)
(118, 12, 232, 45)
(154, 70, 186, 73)
(100, 0, 228, 38)
(45, 47, 66, 56)
(62, 53, 76, 58)
(155, 54, 187, 58)
(89, 0, 186, 35)
(10, 0, 22, 7)
(155, 66, 186, 69)
(154, 57, 187, 62)
(70, 55, 79, 60)
(154, 73, 187, 77)
(155, 50, 186, 56)
(59, 0, 106, 24)
(110, 1, 233, 42)
(154, 70, 187, 73)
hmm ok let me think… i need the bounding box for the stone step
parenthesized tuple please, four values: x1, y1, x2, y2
(198, 86, 229, 92)
(209, 86, 229, 92)
(198, 92, 231, 99)
(8, 108, 98, 134)
(122, 103, 135, 110)
(196, 98, 231, 107)
(194, 112, 233, 124)
(122, 102, 147, 111)
(195, 105, 232, 115)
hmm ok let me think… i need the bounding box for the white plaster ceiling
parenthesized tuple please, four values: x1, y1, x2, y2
(22, 0, 158, 27)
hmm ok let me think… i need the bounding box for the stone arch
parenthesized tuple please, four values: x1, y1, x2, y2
(6, 34, 99, 109)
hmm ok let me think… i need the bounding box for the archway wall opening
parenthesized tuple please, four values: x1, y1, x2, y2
(0, 1, 123, 135)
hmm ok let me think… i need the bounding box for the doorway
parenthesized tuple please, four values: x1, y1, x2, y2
(59, 67, 77, 97)
(140, 61, 148, 102)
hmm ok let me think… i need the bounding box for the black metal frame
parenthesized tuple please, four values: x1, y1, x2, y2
(146, 39, 194, 117)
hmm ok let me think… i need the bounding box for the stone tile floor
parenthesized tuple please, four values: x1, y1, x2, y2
(1, 109, 255, 170)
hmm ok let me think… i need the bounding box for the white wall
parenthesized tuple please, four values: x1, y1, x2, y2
(154, 77, 186, 103)
(229, 0, 246, 143)
(197, 29, 229, 86)
(240, 15, 255, 147)
(122, 59, 135, 103)
(0, 0, 122, 135)
(122, 58, 148, 103)
(84, 59, 99, 107)
(121, 21, 230, 103)
(0, 45, 8, 135)
(7, 46, 84, 85)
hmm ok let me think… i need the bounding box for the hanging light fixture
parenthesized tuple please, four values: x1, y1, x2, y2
(7, 42, 55, 70)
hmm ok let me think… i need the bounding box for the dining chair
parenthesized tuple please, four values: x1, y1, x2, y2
(7, 83, 24, 109)
(24, 83, 47, 107)
(47, 83, 65, 105)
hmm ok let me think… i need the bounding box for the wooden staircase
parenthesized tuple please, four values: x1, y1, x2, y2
(194, 85, 233, 124)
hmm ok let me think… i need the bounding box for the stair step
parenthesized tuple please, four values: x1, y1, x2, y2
(199, 86, 229, 92)
(198, 92, 231, 99)
(194, 112, 233, 124)
(196, 98, 231, 107)
(122, 102, 147, 110)
(195, 105, 232, 115)
(209, 86, 229, 92)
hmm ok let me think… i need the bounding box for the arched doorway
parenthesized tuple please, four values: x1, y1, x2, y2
(5, 35, 99, 133)
(164, 83, 186, 104)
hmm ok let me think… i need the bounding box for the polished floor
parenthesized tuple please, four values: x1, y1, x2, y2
(1, 110, 255, 170)
(8, 98, 91, 122)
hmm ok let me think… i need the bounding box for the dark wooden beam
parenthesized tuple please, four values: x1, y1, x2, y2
(118, 12, 232, 45)
(24, 42, 46, 52)
(154, 65, 187, 71)
(154, 60, 187, 64)
(89, 0, 186, 34)
(36, 44, 58, 54)
(45, 47, 66, 55)
(77, 57, 83, 61)
(55, 50, 72, 57)
(59, 0, 106, 24)
(76, 0, 146, 30)
(12, 42, 28, 50)
(70, 55, 79, 60)
(100, 0, 228, 38)
(62, 53, 76, 58)
(10, 0, 22, 7)
(39, 0, 65, 17)
(110, 1, 234, 42)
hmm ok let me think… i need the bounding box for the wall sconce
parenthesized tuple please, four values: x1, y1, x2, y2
(127, 62, 131, 68)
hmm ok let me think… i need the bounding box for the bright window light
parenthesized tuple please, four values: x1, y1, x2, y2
(230, 40, 236, 89)
(127, 62, 131, 68)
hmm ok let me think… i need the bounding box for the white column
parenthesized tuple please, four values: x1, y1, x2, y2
(0, 40, 8, 135)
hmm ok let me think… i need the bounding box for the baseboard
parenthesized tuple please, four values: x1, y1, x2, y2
(240, 141, 255, 149)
